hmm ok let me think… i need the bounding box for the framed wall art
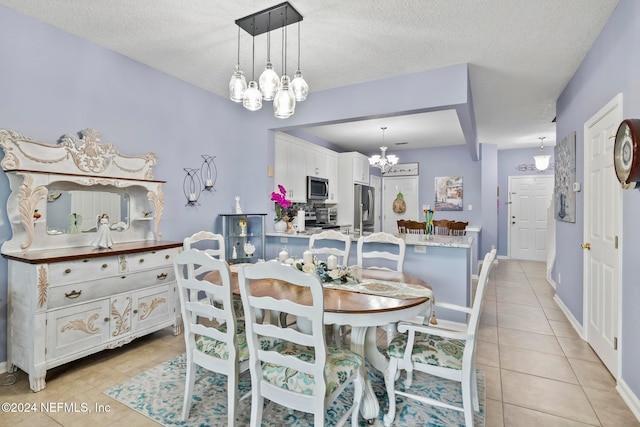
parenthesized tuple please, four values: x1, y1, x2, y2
(554, 131, 576, 222)
(383, 162, 419, 176)
(435, 176, 463, 211)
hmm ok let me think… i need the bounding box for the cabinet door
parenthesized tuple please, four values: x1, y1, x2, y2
(132, 284, 173, 332)
(274, 138, 290, 194)
(354, 155, 370, 184)
(306, 149, 326, 178)
(287, 142, 307, 202)
(325, 153, 339, 203)
(46, 300, 111, 359)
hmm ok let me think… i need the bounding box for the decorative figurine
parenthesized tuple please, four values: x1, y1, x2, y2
(244, 241, 255, 257)
(235, 195, 242, 214)
(232, 246, 238, 259)
(238, 218, 247, 236)
(90, 213, 114, 249)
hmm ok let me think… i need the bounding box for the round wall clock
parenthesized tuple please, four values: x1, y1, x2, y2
(614, 118, 640, 188)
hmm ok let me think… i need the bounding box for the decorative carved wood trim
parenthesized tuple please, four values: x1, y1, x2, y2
(18, 175, 48, 253)
(37, 266, 48, 308)
(61, 313, 100, 335)
(111, 297, 131, 337)
(147, 185, 164, 240)
(138, 297, 166, 320)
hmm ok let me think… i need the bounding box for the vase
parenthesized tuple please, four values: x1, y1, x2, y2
(274, 220, 287, 233)
(286, 221, 293, 232)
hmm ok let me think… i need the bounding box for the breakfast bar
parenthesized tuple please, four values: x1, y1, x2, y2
(265, 232, 475, 322)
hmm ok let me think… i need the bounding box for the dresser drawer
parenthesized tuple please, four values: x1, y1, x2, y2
(126, 248, 177, 272)
(48, 256, 122, 286)
(48, 266, 175, 309)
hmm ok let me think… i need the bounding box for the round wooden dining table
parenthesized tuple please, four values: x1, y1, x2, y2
(211, 264, 432, 423)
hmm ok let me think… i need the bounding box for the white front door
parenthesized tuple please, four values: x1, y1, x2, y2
(583, 93, 622, 377)
(382, 176, 419, 233)
(508, 175, 554, 261)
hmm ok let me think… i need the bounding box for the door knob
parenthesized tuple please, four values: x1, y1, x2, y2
(581, 243, 591, 250)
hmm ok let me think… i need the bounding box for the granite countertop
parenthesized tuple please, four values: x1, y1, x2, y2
(266, 231, 474, 249)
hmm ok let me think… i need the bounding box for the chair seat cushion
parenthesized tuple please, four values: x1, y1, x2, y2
(261, 341, 363, 396)
(212, 294, 245, 320)
(388, 332, 465, 370)
(196, 322, 249, 362)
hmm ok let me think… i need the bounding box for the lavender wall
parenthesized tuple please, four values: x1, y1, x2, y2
(481, 144, 498, 257)
(0, 6, 483, 365)
(497, 147, 555, 257)
(556, 0, 640, 400)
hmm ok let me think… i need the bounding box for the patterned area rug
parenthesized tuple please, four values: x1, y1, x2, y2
(104, 353, 485, 426)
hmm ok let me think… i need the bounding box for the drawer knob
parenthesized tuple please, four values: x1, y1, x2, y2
(157, 273, 168, 280)
(82, 259, 89, 263)
(64, 290, 82, 299)
(133, 309, 139, 314)
(121, 276, 126, 279)
(165, 254, 170, 259)
(64, 268, 71, 274)
(104, 317, 109, 323)
(101, 264, 108, 269)
(139, 258, 145, 263)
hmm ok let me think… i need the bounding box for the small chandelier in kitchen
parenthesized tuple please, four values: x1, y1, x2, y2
(229, 2, 308, 119)
(369, 127, 399, 173)
(534, 136, 551, 171)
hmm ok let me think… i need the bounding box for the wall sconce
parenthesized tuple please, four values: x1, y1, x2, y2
(183, 168, 201, 206)
(200, 155, 217, 192)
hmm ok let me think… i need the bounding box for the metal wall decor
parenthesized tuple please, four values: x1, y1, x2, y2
(183, 168, 201, 206)
(200, 155, 217, 192)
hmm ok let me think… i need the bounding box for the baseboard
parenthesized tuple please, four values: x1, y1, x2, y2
(553, 294, 585, 339)
(497, 255, 508, 260)
(547, 276, 557, 290)
(618, 378, 640, 422)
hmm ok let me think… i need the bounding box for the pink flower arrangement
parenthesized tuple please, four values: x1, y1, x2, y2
(271, 185, 294, 222)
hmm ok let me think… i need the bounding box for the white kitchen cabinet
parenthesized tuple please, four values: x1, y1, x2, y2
(274, 136, 307, 203)
(325, 152, 339, 203)
(306, 148, 326, 178)
(0, 128, 182, 392)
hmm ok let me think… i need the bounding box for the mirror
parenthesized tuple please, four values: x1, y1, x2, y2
(45, 189, 130, 235)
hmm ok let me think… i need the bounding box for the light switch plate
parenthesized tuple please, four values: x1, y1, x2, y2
(572, 182, 581, 192)
(468, 204, 473, 210)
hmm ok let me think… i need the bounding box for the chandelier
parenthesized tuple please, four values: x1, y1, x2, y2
(229, 2, 308, 119)
(534, 136, 551, 171)
(369, 127, 399, 173)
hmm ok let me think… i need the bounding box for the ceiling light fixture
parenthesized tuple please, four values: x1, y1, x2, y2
(228, 27, 246, 103)
(534, 136, 551, 171)
(233, 2, 307, 119)
(369, 127, 399, 173)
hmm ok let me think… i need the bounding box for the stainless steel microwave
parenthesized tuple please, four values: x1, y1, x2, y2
(307, 176, 329, 200)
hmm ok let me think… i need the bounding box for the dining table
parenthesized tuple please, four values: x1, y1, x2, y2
(208, 264, 432, 423)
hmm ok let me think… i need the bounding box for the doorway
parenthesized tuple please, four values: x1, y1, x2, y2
(583, 93, 622, 377)
(508, 175, 554, 261)
(382, 176, 419, 233)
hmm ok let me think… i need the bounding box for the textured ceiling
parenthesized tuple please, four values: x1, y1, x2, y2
(0, 0, 619, 151)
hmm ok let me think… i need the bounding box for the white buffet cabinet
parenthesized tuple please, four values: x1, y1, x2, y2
(0, 128, 182, 392)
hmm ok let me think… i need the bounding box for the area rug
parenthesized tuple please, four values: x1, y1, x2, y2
(104, 353, 485, 426)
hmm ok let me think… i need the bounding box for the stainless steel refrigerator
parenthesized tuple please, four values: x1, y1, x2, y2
(354, 184, 375, 234)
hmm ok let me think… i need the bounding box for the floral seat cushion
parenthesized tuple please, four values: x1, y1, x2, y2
(261, 341, 363, 396)
(388, 332, 465, 370)
(196, 322, 249, 362)
(211, 294, 245, 320)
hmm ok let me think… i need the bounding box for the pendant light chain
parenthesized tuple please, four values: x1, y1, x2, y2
(297, 22, 301, 70)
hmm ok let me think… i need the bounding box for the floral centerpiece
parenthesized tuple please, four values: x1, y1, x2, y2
(270, 184, 296, 222)
(424, 205, 435, 236)
(292, 259, 359, 285)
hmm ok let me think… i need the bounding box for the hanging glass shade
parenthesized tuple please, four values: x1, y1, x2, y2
(291, 70, 309, 102)
(273, 75, 295, 119)
(259, 62, 280, 101)
(243, 81, 263, 111)
(229, 65, 246, 103)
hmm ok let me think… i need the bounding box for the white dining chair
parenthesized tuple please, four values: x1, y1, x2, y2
(173, 249, 250, 424)
(308, 229, 352, 345)
(356, 232, 406, 272)
(183, 230, 226, 259)
(383, 248, 497, 427)
(238, 260, 364, 427)
(308, 229, 351, 266)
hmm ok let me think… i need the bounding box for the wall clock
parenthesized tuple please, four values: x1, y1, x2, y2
(614, 118, 640, 188)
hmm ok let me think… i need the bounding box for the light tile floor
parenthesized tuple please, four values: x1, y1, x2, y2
(0, 259, 638, 426)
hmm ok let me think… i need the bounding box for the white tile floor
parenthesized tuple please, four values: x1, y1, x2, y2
(0, 259, 638, 426)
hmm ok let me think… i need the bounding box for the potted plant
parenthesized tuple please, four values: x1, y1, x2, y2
(271, 185, 296, 232)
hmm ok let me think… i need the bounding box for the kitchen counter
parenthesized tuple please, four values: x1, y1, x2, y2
(266, 231, 474, 249)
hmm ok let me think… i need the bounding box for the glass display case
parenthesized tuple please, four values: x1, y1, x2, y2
(221, 213, 267, 263)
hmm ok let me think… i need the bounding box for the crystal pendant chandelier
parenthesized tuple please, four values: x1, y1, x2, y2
(232, 2, 306, 118)
(369, 127, 399, 173)
(534, 136, 551, 171)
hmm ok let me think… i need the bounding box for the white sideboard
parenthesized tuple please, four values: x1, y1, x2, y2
(0, 128, 182, 391)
